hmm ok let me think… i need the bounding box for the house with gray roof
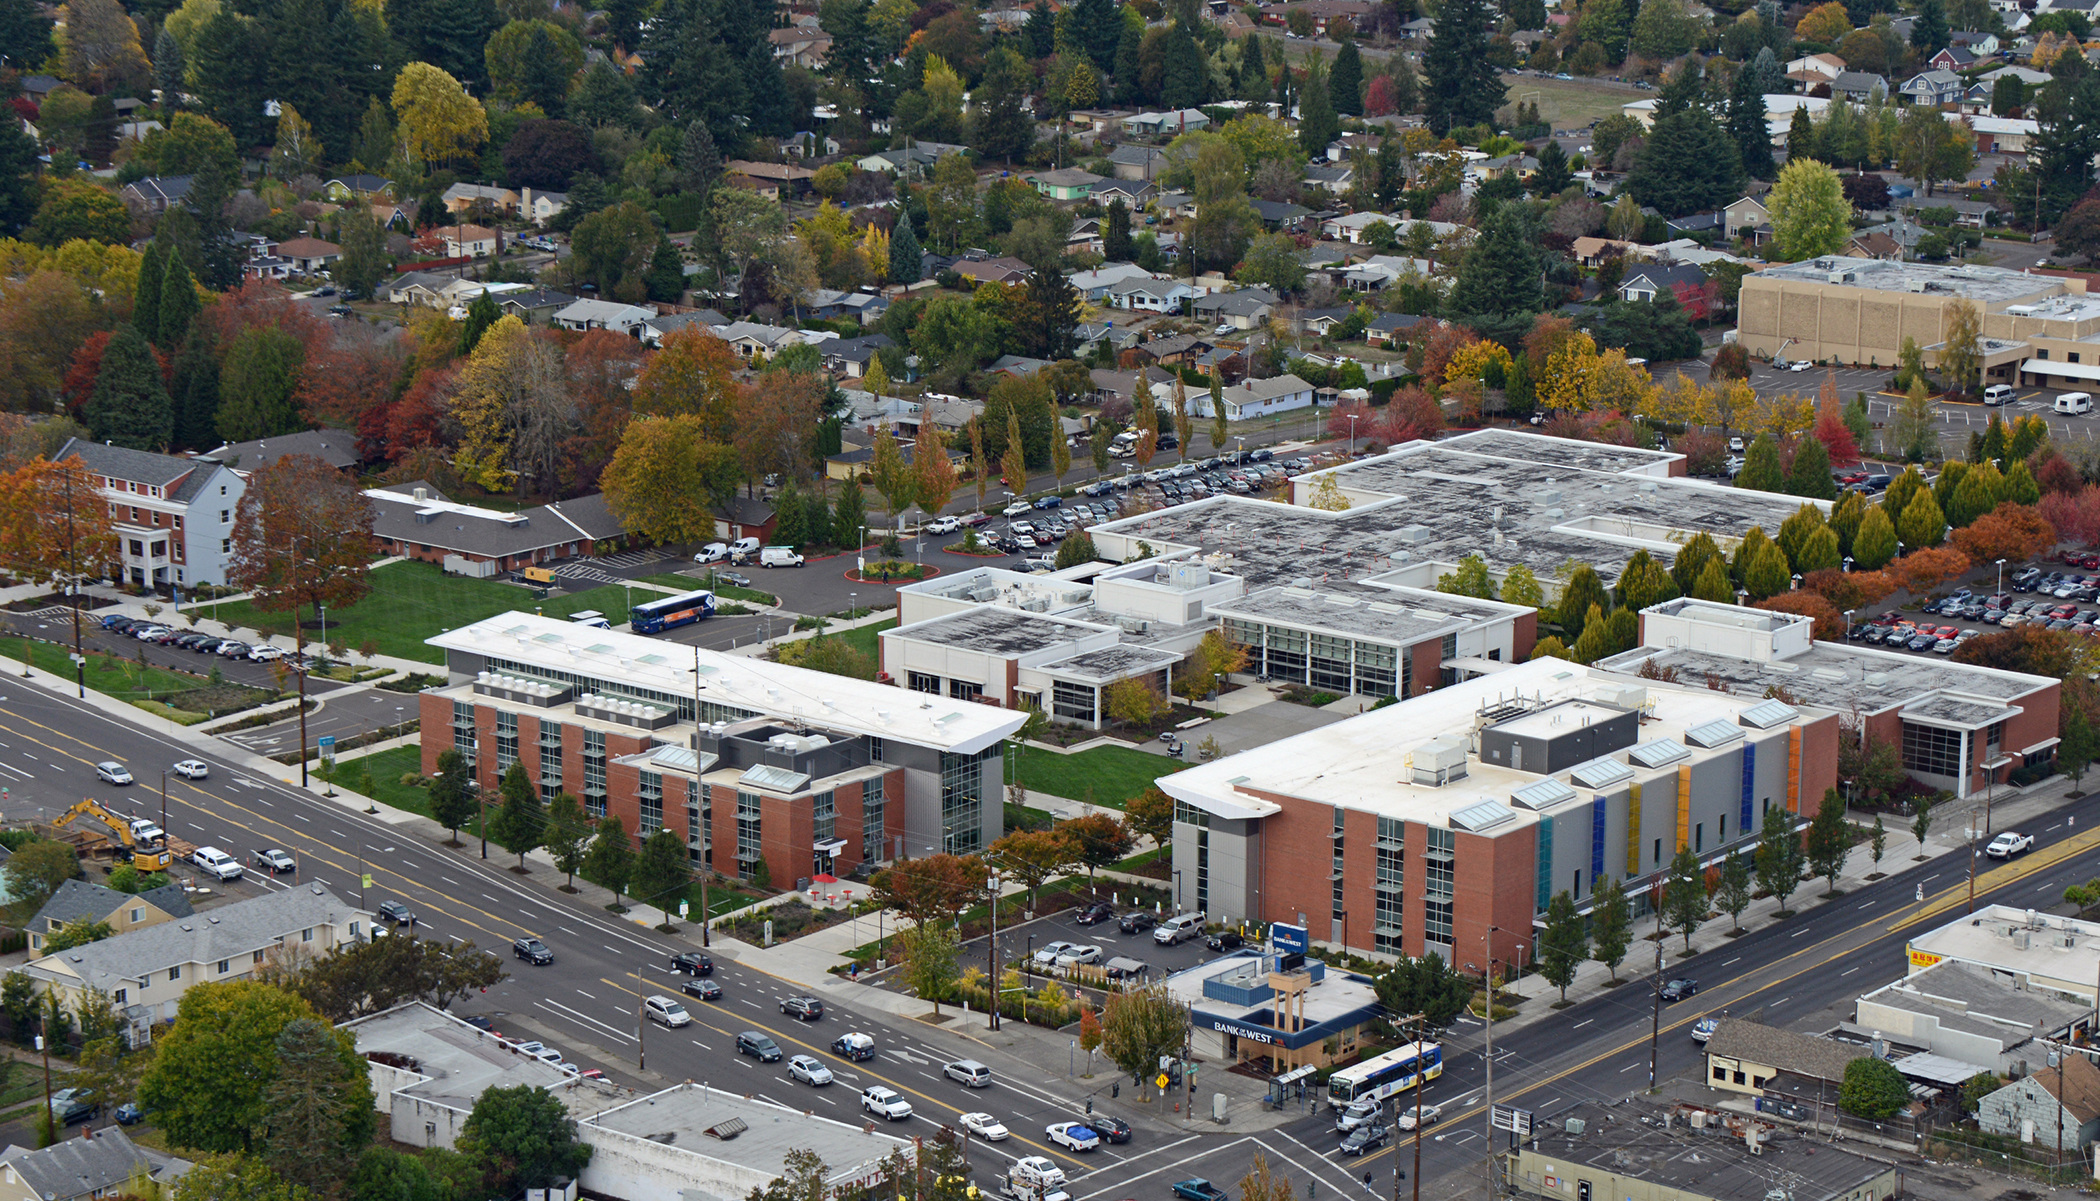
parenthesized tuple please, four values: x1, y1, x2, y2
(364, 483, 628, 576)
(641, 308, 727, 346)
(381, 270, 453, 307)
(1091, 178, 1156, 207)
(496, 288, 577, 323)
(54, 438, 246, 593)
(552, 299, 658, 336)
(1833, 70, 1889, 101)
(822, 333, 894, 379)
(119, 175, 191, 213)
(1107, 144, 1167, 181)
(26, 878, 192, 954)
(805, 288, 890, 326)
(20, 883, 372, 1024)
(1194, 288, 1279, 329)
(1978, 1052, 2100, 1150)
(0, 1126, 191, 1201)
(1900, 68, 1965, 106)
(1704, 1019, 1867, 1100)
(202, 429, 358, 475)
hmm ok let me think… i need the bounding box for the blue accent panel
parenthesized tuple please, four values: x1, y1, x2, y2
(1740, 742, 1756, 833)
(1590, 797, 1607, 897)
(1536, 816, 1553, 910)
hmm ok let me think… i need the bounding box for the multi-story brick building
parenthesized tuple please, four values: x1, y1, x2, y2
(419, 614, 1026, 881)
(57, 438, 247, 592)
(1154, 600, 2056, 968)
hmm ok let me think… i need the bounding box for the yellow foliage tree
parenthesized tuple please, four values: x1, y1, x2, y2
(861, 225, 890, 285)
(1695, 377, 1759, 432)
(1305, 474, 1351, 511)
(632, 326, 742, 438)
(1750, 391, 1817, 440)
(1645, 373, 1709, 427)
(1541, 331, 1600, 411)
(391, 62, 488, 171)
(447, 315, 529, 490)
(1585, 349, 1656, 413)
(1444, 339, 1513, 387)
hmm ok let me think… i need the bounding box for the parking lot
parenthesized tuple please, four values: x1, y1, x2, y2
(1849, 560, 2098, 651)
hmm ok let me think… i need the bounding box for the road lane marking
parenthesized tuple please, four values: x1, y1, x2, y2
(533, 997, 635, 1044)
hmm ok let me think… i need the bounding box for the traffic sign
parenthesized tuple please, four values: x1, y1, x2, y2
(319, 734, 336, 762)
(1156, 1073, 1169, 1089)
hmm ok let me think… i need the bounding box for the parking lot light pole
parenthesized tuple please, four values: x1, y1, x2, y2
(1996, 558, 2007, 600)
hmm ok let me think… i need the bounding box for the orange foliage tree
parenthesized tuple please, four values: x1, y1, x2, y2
(1802, 567, 1897, 611)
(1952, 504, 2058, 565)
(1811, 373, 1859, 464)
(1754, 592, 1844, 640)
(1885, 546, 1972, 594)
(633, 327, 741, 438)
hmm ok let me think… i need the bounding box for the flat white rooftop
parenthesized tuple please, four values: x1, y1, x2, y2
(585, 1082, 910, 1184)
(1157, 656, 1806, 830)
(428, 612, 1028, 755)
(1907, 905, 2100, 1001)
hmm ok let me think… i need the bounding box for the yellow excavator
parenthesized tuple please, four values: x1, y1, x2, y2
(52, 797, 174, 872)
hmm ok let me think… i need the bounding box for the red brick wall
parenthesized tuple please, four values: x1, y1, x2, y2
(1512, 611, 1538, 663)
(1411, 642, 1442, 697)
(1241, 785, 1337, 942)
(1455, 825, 1538, 971)
(1797, 712, 1840, 810)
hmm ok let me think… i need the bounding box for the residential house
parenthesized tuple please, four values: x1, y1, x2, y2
(822, 334, 894, 379)
(1068, 217, 1105, 256)
(26, 879, 193, 954)
(1907, 194, 2000, 226)
(1028, 167, 1106, 201)
(1108, 276, 1205, 313)
(1853, 216, 1926, 256)
(521, 187, 568, 226)
(19, 884, 372, 1022)
(1784, 51, 1846, 90)
(1978, 1052, 2100, 1149)
(1570, 236, 1639, 267)
(1091, 178, 1156, 208)
(1341, 255, 1437, 292)
(1131, 334, 1211, 367)
(1208, 373, 1315, 420)
(1398, 15, 1433, 41)
(370, 201, 416, 230)
(1194, 288, 1279, 329)
(1475, 153, 1536, 181)
(436, 280, 531, 313)
(1665, 212, 1723, 238)
(639, 309, 727, 346)
(1929, 45, 1981, 73)
(1157, 191, 1197, 219)
(1366, 313, 1424, 347)
(551, 299, 659, 336)
(274, 236, 341, 273)
(1846, 229, 1906, 259)
(715, 321, 817, 359)
(1981, 64, 2050, 88)
(1321, 211, 1405, 243)
(366, 483, 626, 574)
(1968, 114, 2039, 154)
(1122, 109, 1211, 137)
(322, 174, 390, 202)
(1250, 198, 1312, 231)
(0, 1128, 192, 1201)
(1902, 68, 1966, 106)
(805, 288, 890, 325)
(1324, 132, 1382, 162)
(55, 438, 246, 592)
(119, 175, 191, 213)
(1292, 306, 1354, 335)
(440, 183, 519, 216)
(496, 288, 578, 323)
(1070, 263, 1161, 301)
(243, 254, 293, 281)
(727, 172, 782, 201)
(1303, 162, 1354, 193)
(15, 75, 58, 102)
(1107, 144, 1167, 181)
(1833, 70, 1890, 101)
(441, 224, 498, 258)
(201, 429, 359, 474)
(1619, 262, 1714, 319)
(769, 24, 833, 67)
(380, 270, 451, 307)
(855, 145, 959, 175)
(723, 160, 816, 197)
(988, 354, 1050, 378)
(1949, 30, 2001, 55)
(1722, 195, 1771, 240)
(1216, 10, 1256, 34)
(952, 256, 1033, 285)
(1088, 366, 1176, 408)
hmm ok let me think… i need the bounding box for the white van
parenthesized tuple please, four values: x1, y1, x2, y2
(1153, 913, 1204, 945)
(1983, 384, 2015, 406)
(2059, 392, 2094, 415)
(760, 546, 805, 568)
(728, 537, 763, 561)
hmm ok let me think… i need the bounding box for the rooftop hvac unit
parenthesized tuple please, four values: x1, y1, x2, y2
(1908, 279, 1928, 292)
(1410, 735, 1469, 786)
(1021, 597, 1050, 612)
(1829, 272, 1845, 284)
(1814, 258, 1835, 269)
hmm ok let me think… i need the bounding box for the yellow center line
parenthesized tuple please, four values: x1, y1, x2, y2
(1887, 825, 2100, 930)
(596, 977, 1092, 1169)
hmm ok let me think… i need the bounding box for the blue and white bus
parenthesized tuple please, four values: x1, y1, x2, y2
(1327, 1041, 1443, 1106)
(630, 589, 716, 635)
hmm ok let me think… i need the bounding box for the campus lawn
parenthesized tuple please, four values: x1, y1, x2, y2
(183, 562, 643, 665)
(1013, 743, 1176, 807)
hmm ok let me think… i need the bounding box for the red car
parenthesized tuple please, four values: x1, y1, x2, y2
(1873, 611, 1902, 626)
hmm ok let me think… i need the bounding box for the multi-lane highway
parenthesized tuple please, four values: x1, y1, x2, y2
(3, 664, 2095, 1199)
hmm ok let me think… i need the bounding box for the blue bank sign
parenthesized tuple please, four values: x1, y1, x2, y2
(1270, 923, 1309, 954)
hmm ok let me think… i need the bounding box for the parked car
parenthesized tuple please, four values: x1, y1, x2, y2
(694, 542, 730, 563)
(1119, 911, 1158, 933)
(1033, 941, 1081, 965)
(1205, 931, 1244, 951)
(1054, 945, 1103, 967)
(190, 846, 241, 880)
(926, 515, 961, 535)
(216, 641, 251, 658)
(1074, 902, 1115, 925)
(49, 1088, 97, 1125)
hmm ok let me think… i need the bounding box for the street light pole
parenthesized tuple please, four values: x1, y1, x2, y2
(1649, 938, 1663, 1091)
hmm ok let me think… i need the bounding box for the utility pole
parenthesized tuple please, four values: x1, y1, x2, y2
(987, 864, 1002, 1031)
(64, 472, 82, 699)
(637, 973, 647, 1071)
(1649, 938, 1663, 1092)
(693, 645, 710, 947)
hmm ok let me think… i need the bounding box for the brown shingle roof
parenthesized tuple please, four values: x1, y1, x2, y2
(1705, 1020, 1866, 1085)
(2033, 1051, 2100, 1123)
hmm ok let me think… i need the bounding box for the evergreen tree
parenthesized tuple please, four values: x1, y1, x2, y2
(1910, 0, 1948, 50)
(83, 326, 173, 451)
(1630, 107, 1745, 217)
(679, 119, 721, 193)
(974, 47, 1037, 162)
(889, 216, 922, 284)
(1422, 0, 1504, 133)
(640, 0, 799, 139)
(169, 330, 221, 452)
(1530, 139, 1571, 194)
(2033, 69, 2100, 227)
(458, 293, 501, 355)
(152, 26, 183, 115)
(1448, 206, 1542, 341)
(1715, 849, 1754, 931)
(1786, 434, 1836, 499)
(1026, 0, 1057, 59)
(159, 243, 200, 350)
(1728, 65, 1775, 180)
(1162, 25, 1206, 110)
(1735, 433, 1784, 492)
(489, 762, 546, 870)
(1105, 198, 1132, 261)
(833, 476, 868, 545)
(1331, 38, 1363, 116)
(645, 236, 685, 304)
(1114, 19, 1143, 104)
(1239, 33, 1269, 104)
(133, 244, 165, 348)
(1297, 56, 1339, 157)
(1787, 105, 1818, 162)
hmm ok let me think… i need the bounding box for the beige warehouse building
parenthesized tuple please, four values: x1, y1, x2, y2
(1738, 257, 2100, 388)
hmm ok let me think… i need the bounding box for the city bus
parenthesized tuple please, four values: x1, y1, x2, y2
(1327, 1041, 1443, 1107)
(629, 589, 716, 635)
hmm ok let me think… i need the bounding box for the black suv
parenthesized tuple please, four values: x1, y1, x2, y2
(671, 951, 714, 976)
(1091, 1114, 1133, 1143)
(1206, 931, 1245, 951)
(1074, 902, 1115, 925)
(513, 936, 554, 965)
(1119, 911, 1158, 933)
(682, 978, 723, 1001)
(377, 900, 414, 925)
(781, 996, 824, 1021)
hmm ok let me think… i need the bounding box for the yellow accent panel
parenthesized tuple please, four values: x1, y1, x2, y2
(1788, 727, 1802, 813)
(1676, 764, 1691, 852)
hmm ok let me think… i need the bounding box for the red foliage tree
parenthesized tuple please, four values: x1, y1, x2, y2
(297, 334, 406, 429)
(204, 279, 328, 360)
(2032, 448, 2084, 496)
(560, 329, 647, 494)
(1952, 503, 2058, 564)
(1378, 387, 1444, 444)
(1885, 546, 1973, 594)
(1811, 377, 1859, 465)
(1418, 323, 1479, 387)
(1802, 567, 1897, 611)
(1364, 75, 1395, 116)
(59, 330, 113, 416)
(2039, 486, 2100, 547)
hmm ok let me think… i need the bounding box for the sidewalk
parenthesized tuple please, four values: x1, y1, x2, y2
(1484, 777, 2084, 1027)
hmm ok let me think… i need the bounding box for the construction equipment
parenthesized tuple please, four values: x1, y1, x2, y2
(52, 798, 175, 872)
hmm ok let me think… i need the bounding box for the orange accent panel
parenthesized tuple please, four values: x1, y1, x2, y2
(1787, 728, 1802, 813)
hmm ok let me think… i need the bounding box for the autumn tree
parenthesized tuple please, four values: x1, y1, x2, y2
(872, 853, 987, 925)
(915, 421, 959, 518)
(227, 455, 376, 647)
(736, 368, 826, 489)
(988, 828, 1077, 906)
(601, 416, 744, 545)
(633, 326, 740, 434)
(391, 62, 488, 172)
(0, 456, 117, 648)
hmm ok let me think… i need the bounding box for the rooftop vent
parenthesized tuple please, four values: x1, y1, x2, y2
(705, 1118, 748, 1140)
